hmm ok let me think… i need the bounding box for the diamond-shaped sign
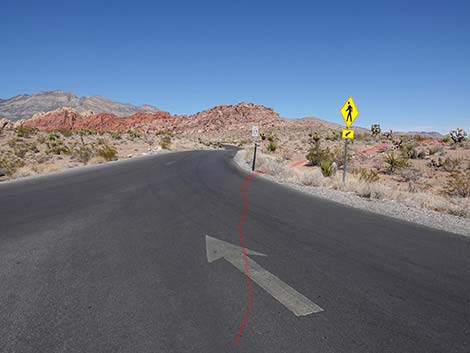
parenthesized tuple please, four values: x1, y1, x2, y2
(340, 96, 359, 128)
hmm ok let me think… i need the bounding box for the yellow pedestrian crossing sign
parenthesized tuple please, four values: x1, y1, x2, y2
(340, 96, 359, 128)
(342, 129, 354, 139)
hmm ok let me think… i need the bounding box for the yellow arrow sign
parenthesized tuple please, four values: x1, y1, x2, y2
(342, 129, 354, 139)
(340, 96, 359, 128)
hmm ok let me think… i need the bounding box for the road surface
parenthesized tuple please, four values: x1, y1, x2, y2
(1, 149, 469, 352)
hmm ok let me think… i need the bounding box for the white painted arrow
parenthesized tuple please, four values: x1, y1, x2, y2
(206, 235, 323, 316)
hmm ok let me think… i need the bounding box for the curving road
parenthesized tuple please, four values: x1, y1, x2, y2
(1, 149, 469, 353)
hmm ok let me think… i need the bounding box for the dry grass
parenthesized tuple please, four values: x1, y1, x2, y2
(238, 150, 470, 218)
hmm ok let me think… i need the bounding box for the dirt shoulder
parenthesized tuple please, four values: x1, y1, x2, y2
(234, 149, 470, 237)
(0, 127, 218, 182)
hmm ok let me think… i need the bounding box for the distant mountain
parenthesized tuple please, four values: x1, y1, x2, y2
(398, 131, 444, 138)
(0, 91, 160, 121)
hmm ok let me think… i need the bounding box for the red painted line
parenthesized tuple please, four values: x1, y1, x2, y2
(235, 170, 265, 346)
(355, 143, 391, 155)
(289, 159, 308, 168)
(421, 140, 446, 145)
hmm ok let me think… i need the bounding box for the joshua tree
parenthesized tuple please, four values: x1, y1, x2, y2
(383, 130, 393, 140)
(371, 124, 381, 136)
(450, 128, 467, 143)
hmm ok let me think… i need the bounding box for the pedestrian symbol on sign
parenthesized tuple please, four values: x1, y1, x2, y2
(346, 102, 353, 123)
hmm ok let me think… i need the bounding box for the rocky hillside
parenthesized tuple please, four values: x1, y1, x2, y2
(15, 103, 284, 134)
(0, 91, 160, 121)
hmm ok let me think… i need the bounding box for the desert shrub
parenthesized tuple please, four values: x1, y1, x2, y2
(428, 146, 442, 155)
(409, 148, 425, 159)
(110, 132, 121, 140)
(7, 138, 23, 148)
(96, 138, 106, 145)
(267, 135, 275, 143)
(442, 157, 462, 173)
(79, 129, 96, 136)
(398, 168, 421, 182)
(96, 144, 118, 161)
(305, 134, 334, 166)
(36, 135, 46, 144)
(306, 147, 332, 166)
(12, 141, 38, 158)
(48, 132, 60, 141)
(211, 141, 223, 148)
(320, 160, 333, 177)
(267, 141, 277, 152)
(385, 151, 410, 173)
(441, 135, 451, 143)
(46, 140, 70, 155)
(156, 130, 173, 137)
(16, 126, 38, 138)
(308, 132, 321, 144)
(127, 130, 142, 139)
(57, 129, 73, 137)
(325, 131, 340, 141)
(446, 172, 470, 197)
(73, 145, 93, 164)
(401, 143, 425, 159)
(0, 153, 25, 176)
(359, 168, 380, 182)
(160, 135, 172, 149)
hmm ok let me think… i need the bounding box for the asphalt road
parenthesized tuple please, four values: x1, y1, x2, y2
(1, 149, 469, 353)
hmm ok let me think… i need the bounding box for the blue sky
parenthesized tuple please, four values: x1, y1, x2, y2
(1, 0, 469, 133)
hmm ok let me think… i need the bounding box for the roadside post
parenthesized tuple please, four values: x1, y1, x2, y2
(251, 126, 259, 171)
(340, 97, 359, 184)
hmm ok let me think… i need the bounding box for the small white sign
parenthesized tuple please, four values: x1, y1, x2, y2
(252, 126, 259, 139)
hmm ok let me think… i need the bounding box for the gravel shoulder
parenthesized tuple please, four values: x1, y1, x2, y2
(233, 150, 470, 238)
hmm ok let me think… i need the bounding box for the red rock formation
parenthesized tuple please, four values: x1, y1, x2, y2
(22, 108, 83, 131)
(18, 103, 285, 134)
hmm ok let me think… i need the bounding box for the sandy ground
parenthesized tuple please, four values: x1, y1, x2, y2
(0, 128, 215, 181)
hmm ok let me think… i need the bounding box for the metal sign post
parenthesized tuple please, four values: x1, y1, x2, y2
(251, 126, 259, 171)
(252, 142, 258, 171)
(342, 139, 348, 184)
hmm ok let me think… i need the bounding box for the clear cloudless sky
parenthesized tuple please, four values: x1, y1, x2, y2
(1, 0, 469, 133)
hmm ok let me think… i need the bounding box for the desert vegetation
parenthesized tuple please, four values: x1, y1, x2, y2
(236, 127, 470, 218)
(0, 127, 220, 180)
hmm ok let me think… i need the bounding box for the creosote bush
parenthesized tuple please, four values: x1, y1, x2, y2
(48, 132, 60, 141)
(58, 129, 73, 138)
(15, 127, 38, 138)
(160, 135, 172, 149)
(306, 139, 332, 167)
(46, 140, 70, 155)
(73, 145, 93, 164)
(446, 172, 470, 198)
(442, 158, 462, 173)
(0, 153, 26, 176)
(359, 168, 380, 182)
(96, 144, 118, 161)
(267, 141, 277, 152)
(110, 132, 122, 140)
(127, 130, 142, 140)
